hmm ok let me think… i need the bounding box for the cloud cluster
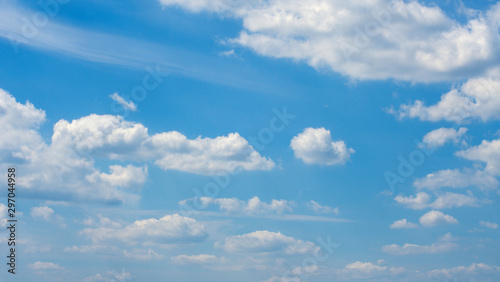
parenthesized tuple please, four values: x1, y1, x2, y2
(160, 0, 500, 82)
(180, 196, 293, 215)
(0, 89, 274, 204)
(80, 214, 207, 245)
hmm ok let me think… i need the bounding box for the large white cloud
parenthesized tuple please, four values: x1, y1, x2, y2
(80, 214, 207, 245)
(160, 0, 500, 82)
(217, 230, 317, 255)
(290, 127, 354, 165)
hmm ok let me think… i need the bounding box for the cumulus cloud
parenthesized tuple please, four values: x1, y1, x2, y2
(395, 76, 500, 122)
(180, 196, 293, 215)
(0, 89, 274, 204)
(480, 220, 499, 229)
(122, 248, 164, 260)
(159, 0, 500, 82)
(171, 254, 222, 265)
(390, 219, 418, 229)
(307, 200, 339, 214)
(110, 93, 137, 111)
(414, 169, 498, 191)
(336, 261, 406, 280)
(80, 214, 207, 245)
(0, 204, 8, 227)
(394, 191, 484, 210)
(30, 206, 54, 221)
(458, 138, 500, 176)
(290, 127, 354, 165)
(420, 127, 468, 148)
(217, 230, 317, 255)
(419, 210, 458, 227)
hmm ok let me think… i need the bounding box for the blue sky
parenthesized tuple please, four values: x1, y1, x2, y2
(1, 0, 500, 281)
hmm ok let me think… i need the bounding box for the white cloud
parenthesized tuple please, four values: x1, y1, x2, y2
(458, 138, 500, 176)
(414, 169, 498, 191)
(30, 206, 54, 221)
(382, 241, 458, 255)
(30, 261, 63, 271)
(110, 93, 137, 111)
(0, 204, 8, 227)
(419, 210, 458, 227)
(420, 127, 467, 148)
(307, 200, 339, 214)
(336, 261, 406, 279)
(395, 76, 500, 122)
(390, 219, 418, 229)
(383, 234, 458, 255)
(394, 192, 431, 209)
(122, 248, 164, 260)
(217, 230, 317, 255)
(480, 220, 499, 229)
(159, 0, 500, 82)
(171, 254, 222, 265)
(428, 263, 500, 280)
(180, 196, 293, 215)
(394, 191, 484, 209)
(80, 214, 207, 245)
(83, 269, 134, 282)
(86, 164, 148, 189)
(290, 127, 354, 165)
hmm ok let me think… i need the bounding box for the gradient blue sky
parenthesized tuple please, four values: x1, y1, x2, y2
(1, 0, 500, 281)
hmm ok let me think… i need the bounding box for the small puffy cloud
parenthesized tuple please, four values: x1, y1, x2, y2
(180, 196, 293, 215)
(80, 214, 207, 245)
(171, 254, 222, 265)
(110, 93, 137, 111)
(290, 127, 354, 165)
(480, 220, 499, 229)
(390, 219, 418, 229)
(414, 169, 498, 191)
(419, 210, 458, 227)
(30, 261, 63, 271)
(420, 127, 467, 148)
(458, 138, 500, 176)
(395, 76, 500, 122)
(30, 206, 54, 221)
(337, 261, 406, 279)
(83, 269, 134, 282)
(394, 191, 484, 210)
(217, 230, 317, 255)
(307, 200, 339, 214)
